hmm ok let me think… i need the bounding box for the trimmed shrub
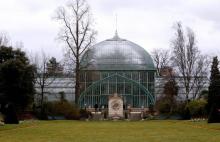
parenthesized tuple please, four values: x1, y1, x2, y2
(0, 113, 4, 122)
(156, 100, 191, 120)
(156, 98, 177, 115)
(186, 99, 207, 118)
(47, 101, 80, 120)
(156, 99, 171, 114)
(208, 95, 220, 123)
(79, 109, 91, 119)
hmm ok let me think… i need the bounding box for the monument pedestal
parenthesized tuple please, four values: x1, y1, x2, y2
(108, 93, 123, 120)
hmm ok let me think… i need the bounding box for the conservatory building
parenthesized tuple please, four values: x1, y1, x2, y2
(78, 32, 156, 109)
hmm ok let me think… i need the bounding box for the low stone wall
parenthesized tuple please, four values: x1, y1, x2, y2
(129, 112, 142, 120)
(91, 112, 102, 120)
(88, 108, 150, 120)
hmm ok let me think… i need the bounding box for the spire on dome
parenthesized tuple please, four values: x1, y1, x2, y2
(113, 30, 119, 40)
(107, 30, 125, 41)
(107, 14, 126, 41)
(112, 14, 120, 40)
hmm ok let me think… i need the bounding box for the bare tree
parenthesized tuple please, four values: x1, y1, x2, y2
(0, 32, 9, 46)
(151, 48, 170, 76)
(193, 55, 211, 99)
(163, 75, 179, 115)
(33, 51, 59, 117)
(171, 22, 209, 101)
(54, 0, 96, 103)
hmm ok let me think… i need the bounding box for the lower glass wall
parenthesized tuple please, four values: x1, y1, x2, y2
(79, 71, 155, 108)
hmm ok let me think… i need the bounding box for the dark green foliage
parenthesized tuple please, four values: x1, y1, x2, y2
(3, 104, 19, 124)
(47, 101, 80, 120)
(79, 109, 91, 119)
(208, 56, 220, 123)
(182, 106, 191, 120)
(36, 103, 49, 120)
(35, 56, 63, 119)
(58, 91, 66, 102)
(163, 79, 179, 98)
(156, 78, 179, 116)
(148, 104, 155, 115)
(174, 101, 191, 120)
(186, 99, 207, 118)
(0, 46, 35, 112)
(199, 90, 209, 100)
(156, 99, 173, 114)
(208, 96, 220, 123)
(46, 57, 63, 75)
(157, 101, 191, 120)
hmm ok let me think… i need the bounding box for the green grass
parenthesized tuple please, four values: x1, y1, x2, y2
(0, 120, 219, 142)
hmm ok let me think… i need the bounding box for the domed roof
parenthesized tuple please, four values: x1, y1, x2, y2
(81, 32, 156, 71)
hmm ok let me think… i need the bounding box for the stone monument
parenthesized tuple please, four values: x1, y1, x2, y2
(108, 93, 123, 119)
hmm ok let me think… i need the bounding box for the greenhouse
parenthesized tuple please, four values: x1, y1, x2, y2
(35, 77, 75, 103)
(79, 32, 156, 109)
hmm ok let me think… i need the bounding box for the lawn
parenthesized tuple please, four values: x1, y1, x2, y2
(0, 120, 219, 142)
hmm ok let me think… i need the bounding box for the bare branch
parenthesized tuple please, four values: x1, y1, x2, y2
(0, 32, 10, 46)
(151, 48, 170, 76)
(54, 0, 96, 103)
(171, 22, 209, 100)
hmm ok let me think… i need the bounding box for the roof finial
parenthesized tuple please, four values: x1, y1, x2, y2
(113, 14, 119, 39)
(115, 13, 118, 34)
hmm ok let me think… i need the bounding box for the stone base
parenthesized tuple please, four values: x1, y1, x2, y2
(87, 108, 149, 121)
(91, 112, 102, 120)
(109, 116, 123, 120)
(129, 112, 142, 120)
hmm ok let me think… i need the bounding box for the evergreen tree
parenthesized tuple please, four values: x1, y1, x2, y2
(0, 46, 35, 112)
(46, 57, 63, 75)
(163, 78, 179, 115)
(208, 56, 220, 123)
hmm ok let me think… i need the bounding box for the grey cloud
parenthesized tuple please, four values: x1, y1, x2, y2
(0, 0, 220, 60)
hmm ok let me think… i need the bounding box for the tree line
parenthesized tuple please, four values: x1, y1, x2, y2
(0, 0, 219, 122)
(152, 22, 219, 122)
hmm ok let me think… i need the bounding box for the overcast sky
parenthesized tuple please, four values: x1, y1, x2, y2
(0, 0, 220, 60)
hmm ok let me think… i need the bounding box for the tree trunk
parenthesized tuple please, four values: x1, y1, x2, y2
(75, 59, 80, 104)
(40, 86, 44, 117)
(54, 0, 96, 106)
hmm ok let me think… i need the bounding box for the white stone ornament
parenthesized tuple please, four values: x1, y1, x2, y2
(108, 93, 123, 119)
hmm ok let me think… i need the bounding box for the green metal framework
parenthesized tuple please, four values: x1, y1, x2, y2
(79, 34, 156, 109)
(78, 72, 155, 108)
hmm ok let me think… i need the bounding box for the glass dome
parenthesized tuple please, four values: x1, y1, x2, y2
(81, 32, 155, 71)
